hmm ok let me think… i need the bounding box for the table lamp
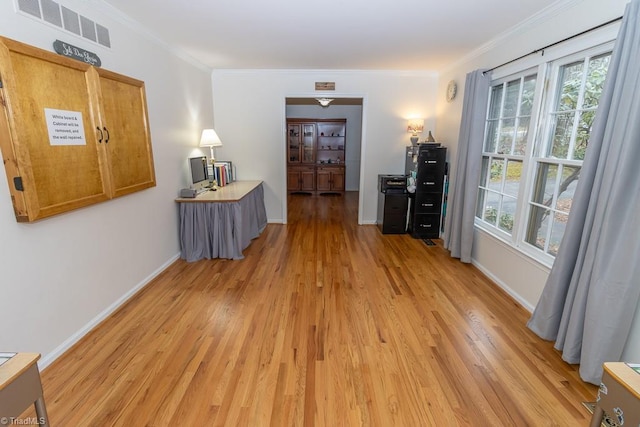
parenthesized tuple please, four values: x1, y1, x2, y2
(200, 128, 223, 163)
(407, 119, 424, 145)
(200, 128, 222, 189)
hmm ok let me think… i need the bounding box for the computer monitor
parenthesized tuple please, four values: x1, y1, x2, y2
(188, 156, 209, 192)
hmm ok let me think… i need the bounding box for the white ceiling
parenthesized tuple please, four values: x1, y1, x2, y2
(103, 0, 563, 71)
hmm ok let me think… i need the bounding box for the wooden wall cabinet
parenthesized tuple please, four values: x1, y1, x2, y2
(287, 166, 315, 192)
(287, 119, 346, 194)
(0, 37, 155, 222)
(316, 166, 345, 192)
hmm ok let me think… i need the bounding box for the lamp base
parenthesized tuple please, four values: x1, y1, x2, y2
(410, 135, 419, 145)
(209, 154, 218, 190)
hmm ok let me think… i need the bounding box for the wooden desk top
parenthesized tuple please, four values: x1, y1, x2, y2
(0, 353, 40, 392)
(175, 180, 262, 203)
(604, 362, 640, 399)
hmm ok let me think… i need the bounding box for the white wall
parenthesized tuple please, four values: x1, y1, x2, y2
(285, 104, 363, 191)
(211, 70, 438, 223)
(434, 0, 640, 358)
(0, 0, 214, 366)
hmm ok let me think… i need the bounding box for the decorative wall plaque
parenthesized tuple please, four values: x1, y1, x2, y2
(315, 82, 335, 91)
(53, 40, 101, 67)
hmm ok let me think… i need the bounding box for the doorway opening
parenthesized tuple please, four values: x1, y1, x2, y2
(284, 97, 364, 224)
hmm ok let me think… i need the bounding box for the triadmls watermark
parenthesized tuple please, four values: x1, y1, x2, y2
(0, 417, 47, 425)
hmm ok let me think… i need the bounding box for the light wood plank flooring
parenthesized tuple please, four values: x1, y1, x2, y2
(33, 192, 597, 426)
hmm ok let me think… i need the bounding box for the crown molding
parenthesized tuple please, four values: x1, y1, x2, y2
(441, 0, 582, 74)
(86, 0, 211, 72)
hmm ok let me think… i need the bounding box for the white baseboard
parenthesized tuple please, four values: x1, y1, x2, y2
(471, 259, 535, 313)
(39, 253, 181, 369)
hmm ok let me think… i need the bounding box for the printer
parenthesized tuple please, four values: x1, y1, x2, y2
(378, 174, 407, 194)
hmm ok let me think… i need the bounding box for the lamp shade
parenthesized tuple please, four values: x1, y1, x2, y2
(199, 128, 222, 147)
(407, 119, 424, 134)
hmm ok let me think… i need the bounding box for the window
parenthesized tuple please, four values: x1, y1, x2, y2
(476, 45, 612, 264)
(477, 73, 537, 235)
(525, 53, 611, 256)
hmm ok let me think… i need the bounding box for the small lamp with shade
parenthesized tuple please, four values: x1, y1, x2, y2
(199, 128, 223, 163)
(407, 119, 424, 145)
(199, 128, 222, 188)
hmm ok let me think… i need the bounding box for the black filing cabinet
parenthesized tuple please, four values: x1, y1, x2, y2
(377, 175, 408, 234)
(406, 145, 447, 238)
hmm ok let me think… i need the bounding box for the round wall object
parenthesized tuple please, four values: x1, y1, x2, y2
(446, 80, 458, 102)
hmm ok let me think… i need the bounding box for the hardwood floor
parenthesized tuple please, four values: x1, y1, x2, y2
(34, 192, 597, 426)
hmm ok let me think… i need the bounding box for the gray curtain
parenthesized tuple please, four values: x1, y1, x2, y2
(527, 0, 640, 385)
(179, 183, 267, 261)
(443, 70, 491, 262)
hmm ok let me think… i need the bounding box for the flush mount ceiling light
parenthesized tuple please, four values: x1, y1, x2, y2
(316, 97, 334, 107)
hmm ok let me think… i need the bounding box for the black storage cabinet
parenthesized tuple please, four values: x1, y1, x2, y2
(407, 145, 447, 238)
(377, 175, 408, 234)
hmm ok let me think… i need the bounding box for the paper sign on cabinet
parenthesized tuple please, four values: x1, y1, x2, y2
(44, 108, 87, 146)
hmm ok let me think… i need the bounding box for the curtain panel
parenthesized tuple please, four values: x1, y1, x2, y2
(443, 69, 491, 263)
(528, 0, 640, 385)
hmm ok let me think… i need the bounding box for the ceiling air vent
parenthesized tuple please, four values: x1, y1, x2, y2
(17, 0, 41, 18)
(15, 0, 111, 48)
(80, 15, 97, 41)
(40, 0, 62, 27)
(61, 6, 80, 35)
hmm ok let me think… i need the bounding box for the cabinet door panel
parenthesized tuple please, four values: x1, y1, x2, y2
(331, 168, 345, 191)
(0, 38, 108, 221)
(316, 168, 331, 191)
(300, 168, 315, 191)
(301, 124, 315, 163)
(287, 170, 301, 191)
(288, 124, 301, 163)
(95, 69, 156, 198)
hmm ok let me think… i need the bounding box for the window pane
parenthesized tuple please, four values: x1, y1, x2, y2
(548, 212, 569, 256)
(498, 118, 515, 154)
(520, 75, 537, 116)
(556, 165, 580, 213)
(526, 205, 550, 250)
(549, 112, 575, 159)
(484, 192, 500, 226)
(583, 54, 611, 109)
(480, 156, 490, 187)
(574, 110, 596, 160)
(557, 61, 584, 111)
(504, 80, 520, 117)
(488, 85, 504, 119)
(485, 120, 499, 152)
(514, 117, 530, 155)
(499, 195, 516, 233)
(476, 188, 486, 218)
(488, 159, 504, 191)
(531, 163, 557, 205)
(504, 160, 522, 197)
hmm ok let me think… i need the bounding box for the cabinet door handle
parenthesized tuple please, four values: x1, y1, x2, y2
(426, 160, 437, 164)
(103, 127, 110, 143)
(422, 203, 434, 207)
(96, 127, 103, 143)
(420, 224, 432, 228)
(424, 181, 435, 185)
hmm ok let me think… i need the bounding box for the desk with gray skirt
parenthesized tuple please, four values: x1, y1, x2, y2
(176, 180, 267, 261)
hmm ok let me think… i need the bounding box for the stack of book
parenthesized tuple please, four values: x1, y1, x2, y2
(212, 161, 234, 187)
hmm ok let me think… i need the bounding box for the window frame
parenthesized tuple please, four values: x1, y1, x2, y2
(476, 69, 542, 243)
(474, 40, 615, 268)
